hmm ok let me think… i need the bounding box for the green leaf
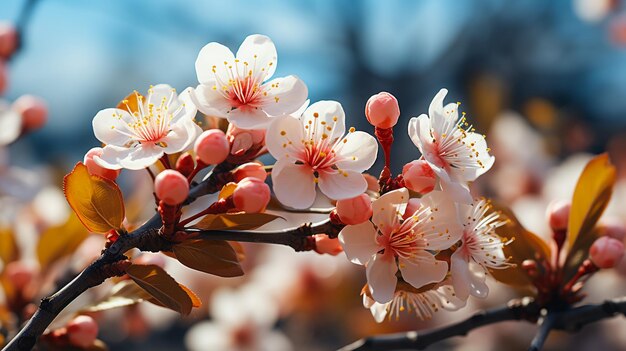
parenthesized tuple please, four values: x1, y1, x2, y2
(126, 264, 193, 315)
(192, 212, 280, 231)
(172, 239, 243, 277)
(567, 153, 616, 250)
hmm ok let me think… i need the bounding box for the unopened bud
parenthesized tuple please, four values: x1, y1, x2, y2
(402, 160, 436, 194)
(226, 124, 265, 155)
(365, 92, 400, 129)
(336, 193, 372, 225)
(13, 95, 48, 131)
(175, 152, 195, 177)
(547, 200, 570, 232)
(590, 236, 624, 269)
(84, 147, 121, 181)
(154, 170, 189, 206)
(66, 315, 99, 348)
(314, 234, 343, 255)
(5, 261, 34, 290)
(0, 60, 7, 95)
(232, 177, 270, 213)
(403, 198, 422, 219)
(0, 23, 18, 59)
(232, 162, 266, 182)
(194, 129, 229, 165)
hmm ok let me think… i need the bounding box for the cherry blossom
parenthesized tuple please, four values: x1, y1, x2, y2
(362, 280, 465, 323)
(193, 34, 308, 129)
(266, 100, 378, 209)
(408, 89, 494, 203)
(92, 84, 200, 170)
(339, 188, 462, 303)
(450, 198, 511, 301)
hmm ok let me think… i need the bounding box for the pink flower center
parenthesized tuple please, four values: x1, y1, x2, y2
(226, 75, 265, 111)
(298, 143, 337, 172)
(376, 217, 424, 260)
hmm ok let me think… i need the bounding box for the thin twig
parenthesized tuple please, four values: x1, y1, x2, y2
(528, 313, 555, 351)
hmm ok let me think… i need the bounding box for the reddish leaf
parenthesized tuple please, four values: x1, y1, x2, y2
(172, 239, 243, 277)
(126, 264, 192, 315)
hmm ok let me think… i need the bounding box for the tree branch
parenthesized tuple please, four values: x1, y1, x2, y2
(339, 297, 626, 351)
(338, 297, 540, 351)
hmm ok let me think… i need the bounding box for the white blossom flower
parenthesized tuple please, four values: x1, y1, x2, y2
(339, 188, 462, 303)
(408, 89, 495, 203)
(193, 34, 308, 129)
(266, 101, 378, 209)
(92, 84, 200, 170)
(185, 286, 292, 351)
(362, 279, 465, 323)
(451, 198, 511, 301)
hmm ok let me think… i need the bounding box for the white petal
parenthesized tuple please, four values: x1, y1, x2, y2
(184, 321, 229, 351)
(399, 255, 448, 289)
(118, 145, 163, 170)
(227, 107, 270, 129)
(272, 162, 316, 209)
(371, 188, 409, 231)
(146, 84, 181, 112)
(258, 331, 293, 351)
(302, 101, 345, 141)
(266, 115, 304, 160)
(317, 170, 366, 200)
(236, 34, 277, 80)
(262, 76, 308, 116)
(92, 108, 133, 147)
(439, 176, 473, 204)
(0, 107, 21, 146)
(450, 250, 471, 301)
(191, 83, 230, 118)
(168, 87, 197, 125)
(161, 119, 200, 154)
(434, 282, 467, 311)
(338, 221, 379, 265)
(370, 302, 390, 323)
(366, 253, 398, 303)
(195, 42, 235, 85)
(428, 88, 448, 132)
(419, 190, 463, 249)
(456, 132, 495, 182)
(94, 145, 132, 170)
(335, 131, 378, 172)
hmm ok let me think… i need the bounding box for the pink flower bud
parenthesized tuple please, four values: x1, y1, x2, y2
(336, 193, 373, 225)
(0, 23, 17, 59)
(13, 95, 48, 131)
(590, 236, 624, 268)
(598, 218, 626, 241)
(226, 124, 265, 155)
(194, 129, 229, 165)
(402, 160, 436, 194)
(4, 261, 34, 291)
(232, 177, 270, 213)
(547, 200, 570, 231)
(176, 153, 195, 177)
(84, 147, 121, 181)
(154, 170, 189, 205)
(232, 162, 266, 182)
(0, 60, 7, 95)
(66, 315, 99, 348)
(365, 92, 400, 129)
(403, 198, 422, 220)
(363, 173, 380, 193)
(314, 234, 343, 255)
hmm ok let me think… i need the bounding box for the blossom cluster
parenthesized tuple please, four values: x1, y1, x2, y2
(84, 34, 509, 323)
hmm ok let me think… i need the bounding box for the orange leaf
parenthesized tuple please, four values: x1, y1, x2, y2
(192, 212, 280, 231)
(116, 91, 144, 114)
(180, 283, 202, 308)
(567, 153, 616, 250)
(0, 227, 18, 266)
(37, 213, 90, 268)
(126, 264, 193, 315)
(218, 182, 237, 200)
(488, 204, 551, 288)
(63, 163, 125, 233)
(172, 239, 243, 277)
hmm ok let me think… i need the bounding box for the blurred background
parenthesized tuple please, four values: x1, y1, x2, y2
(2, 0, 626, 350)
